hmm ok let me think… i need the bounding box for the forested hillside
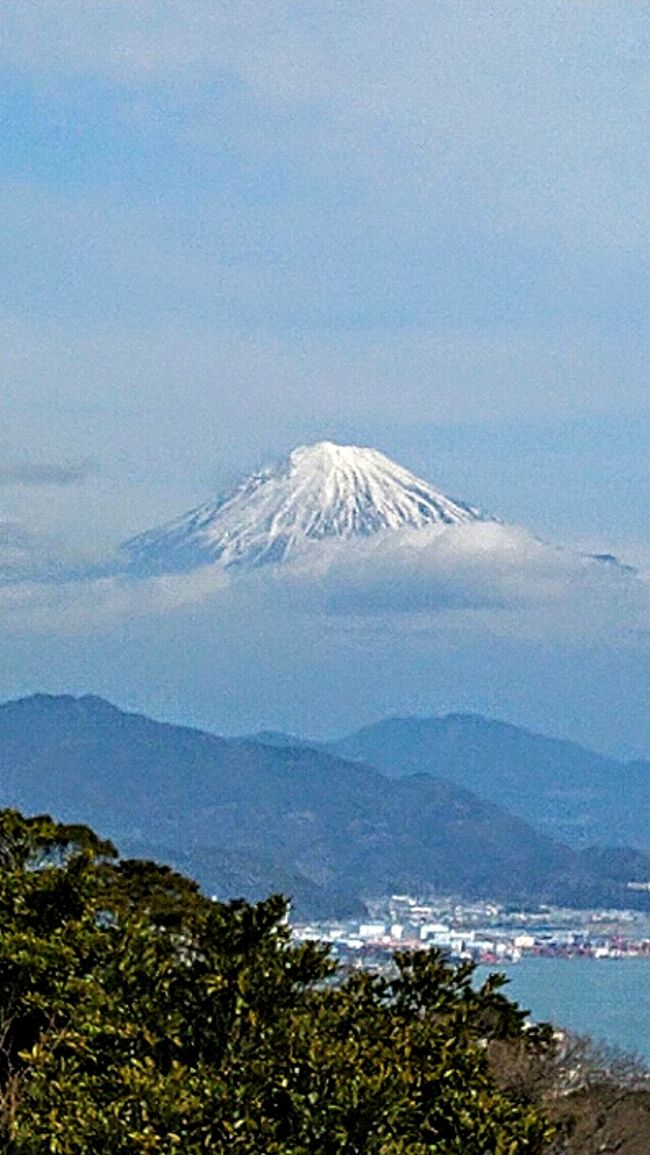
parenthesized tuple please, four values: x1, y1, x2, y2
(331, 714, 650, 849)
(2, 695, 649, 917)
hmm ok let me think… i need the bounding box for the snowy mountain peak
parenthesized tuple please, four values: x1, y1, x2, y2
(122, 441, 489, 576)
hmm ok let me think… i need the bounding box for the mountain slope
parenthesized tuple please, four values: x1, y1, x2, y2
(1, 694, 649, 916)
(121, 441, 489, 576)
(330, 714, 650, 851)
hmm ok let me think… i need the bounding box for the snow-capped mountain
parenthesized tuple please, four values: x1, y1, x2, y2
(122, 441, 491, 576)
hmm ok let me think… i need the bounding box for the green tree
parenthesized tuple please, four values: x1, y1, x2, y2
(0, 808, 555, 1154)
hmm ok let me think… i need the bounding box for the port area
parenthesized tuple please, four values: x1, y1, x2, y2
(290, 895, 650, 969)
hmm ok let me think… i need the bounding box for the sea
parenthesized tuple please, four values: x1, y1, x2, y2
(475, 956, 650, 1063)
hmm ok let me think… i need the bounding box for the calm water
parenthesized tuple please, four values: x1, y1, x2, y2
(475, 957, 650, 1063)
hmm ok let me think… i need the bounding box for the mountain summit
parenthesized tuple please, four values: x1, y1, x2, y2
(122, 441, 489, 576)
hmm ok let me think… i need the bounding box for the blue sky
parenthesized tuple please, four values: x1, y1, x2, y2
(1, 2, 649, 754)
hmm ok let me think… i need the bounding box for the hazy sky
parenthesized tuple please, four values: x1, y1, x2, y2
(2, 3, 649, 755)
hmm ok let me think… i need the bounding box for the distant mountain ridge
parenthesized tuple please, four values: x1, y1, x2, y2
(1, 693, 649, 917)
(329, 714, 650, 851)
(121, 441, 490, 576)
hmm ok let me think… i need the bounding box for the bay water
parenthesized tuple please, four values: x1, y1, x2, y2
(475, 956, 650, 1063)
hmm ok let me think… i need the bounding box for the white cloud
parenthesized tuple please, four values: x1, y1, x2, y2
(0, 522, 43, 577)
(0, 521, 79, 584)
(272, 523, 649, 643)
(1, 521, 647, 650)
(0, 457, 96, 487)
(0, 562, 229, 634)
(2, 519, 648, 758)
(2, 3, 647, 253)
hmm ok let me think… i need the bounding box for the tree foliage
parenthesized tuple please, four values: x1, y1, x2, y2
(0, 809, 563, 1152)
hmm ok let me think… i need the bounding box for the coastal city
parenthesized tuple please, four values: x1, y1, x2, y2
(290, 894, 650, 969)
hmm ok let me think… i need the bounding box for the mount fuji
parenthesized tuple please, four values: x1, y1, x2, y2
(121, 442, 493, 577)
